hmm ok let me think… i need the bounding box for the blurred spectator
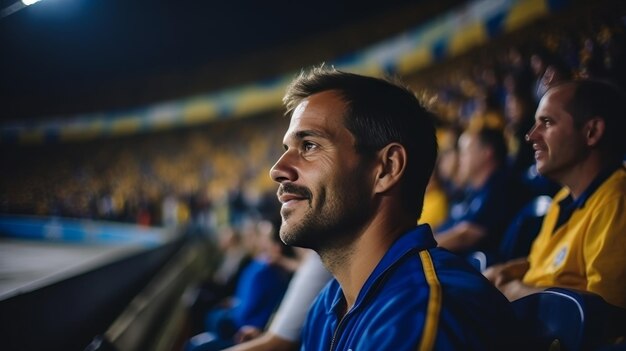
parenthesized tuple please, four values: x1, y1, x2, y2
(188, 225, 253, 334)
(222, 251, 332, 351)
(187, 219, 295, 351)
(435, 128, 528, 265)
(504, 90, 536, 176)
(434, 126, 464, 202)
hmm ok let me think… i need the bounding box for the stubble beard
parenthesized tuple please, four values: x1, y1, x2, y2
(279, 180, 372, 257)
(537, 144, 587, 184)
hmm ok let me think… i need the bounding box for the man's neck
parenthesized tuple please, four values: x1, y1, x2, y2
(319, 214, 413, 312)
(559, 155, 609, 199)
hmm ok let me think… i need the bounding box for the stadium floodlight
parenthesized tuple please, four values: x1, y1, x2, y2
(1, 0, 44, 18)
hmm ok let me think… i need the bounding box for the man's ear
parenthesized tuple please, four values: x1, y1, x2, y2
(585, 117, 605, 147)
(373, 143, 407, 195)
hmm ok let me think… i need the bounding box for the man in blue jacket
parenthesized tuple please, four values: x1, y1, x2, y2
(270, 66, 518, 350)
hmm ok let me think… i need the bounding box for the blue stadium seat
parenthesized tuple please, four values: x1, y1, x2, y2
(468, 195, 551, 271)
(511, 287, 626, 351)
(496, 195, 552, 262)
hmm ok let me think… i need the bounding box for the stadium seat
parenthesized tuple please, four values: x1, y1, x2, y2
(511, 287, 626, 351)
(468, 195, 551, 271)
(496, 195, 552, 262)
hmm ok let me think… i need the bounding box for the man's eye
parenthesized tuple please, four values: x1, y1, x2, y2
(303, 142, 316, 151)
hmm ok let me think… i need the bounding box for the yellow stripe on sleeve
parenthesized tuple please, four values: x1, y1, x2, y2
(417, 250, 442, 351)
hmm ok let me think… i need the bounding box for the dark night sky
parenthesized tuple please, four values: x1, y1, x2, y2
(0, 0, 466, 121)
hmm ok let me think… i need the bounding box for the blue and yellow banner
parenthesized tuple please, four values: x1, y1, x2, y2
(0, 0, 570, 145)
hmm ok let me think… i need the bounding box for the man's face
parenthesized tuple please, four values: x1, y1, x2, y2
(526, 85, 587, 181)
(457, 132, 486, 185)
(270, 90, 373, 250)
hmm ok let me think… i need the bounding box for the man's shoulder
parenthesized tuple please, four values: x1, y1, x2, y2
(599, 166, 626, 194)
(375, 248, 509, 307)
(421, 248, 507, 291)
(304, 248, 517, 350)
(584, 166, 626, 210)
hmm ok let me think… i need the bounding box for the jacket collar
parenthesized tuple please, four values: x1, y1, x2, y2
(327, 224, 437, 314)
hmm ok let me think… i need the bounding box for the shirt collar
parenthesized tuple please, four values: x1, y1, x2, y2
(552, 164, 623, 234)
(559, 163, 623, 210)
(328, 225, 436, 314)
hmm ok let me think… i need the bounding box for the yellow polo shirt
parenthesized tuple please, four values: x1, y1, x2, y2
(523, 167, 626, 308)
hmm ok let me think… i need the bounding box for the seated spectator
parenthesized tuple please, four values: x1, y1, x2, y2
(222, 251, 332, 351)
(187, 219, 295, 351)
(503, 90, 536, 177)
(434, 126, 464, 203)
(435, 128, 527, 264)
(484, 79, 626, 309)
(188, 226, 252, 334)
(270, 67, 518, 350)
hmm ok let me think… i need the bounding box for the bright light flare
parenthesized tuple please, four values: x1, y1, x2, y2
(22, 0, 42, 5)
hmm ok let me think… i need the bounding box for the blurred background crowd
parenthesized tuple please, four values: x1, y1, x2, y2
(1, 115, 284, 231)
(2, 2, 624, 236)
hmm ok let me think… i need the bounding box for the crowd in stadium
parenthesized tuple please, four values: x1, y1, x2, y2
(0, 115, 285, 232)
(2, 13, 624, 229)
(1, 8, 626, 351)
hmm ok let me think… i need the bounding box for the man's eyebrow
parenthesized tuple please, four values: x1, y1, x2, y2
(282, 129, 331, 149)
(294, 130, 330, 140)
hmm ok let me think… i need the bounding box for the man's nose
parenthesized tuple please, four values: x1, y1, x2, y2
(525, 124, 539, 143)
(270, 151, 297, 184)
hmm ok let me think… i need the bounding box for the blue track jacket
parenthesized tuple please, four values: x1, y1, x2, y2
(301, 225, 518, 351)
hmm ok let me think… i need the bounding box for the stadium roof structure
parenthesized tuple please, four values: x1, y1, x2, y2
(0, 0, 465, 120)
(0, 0, 573, 144)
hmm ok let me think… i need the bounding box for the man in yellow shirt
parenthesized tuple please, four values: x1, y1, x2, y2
(484, 79, 626, 309)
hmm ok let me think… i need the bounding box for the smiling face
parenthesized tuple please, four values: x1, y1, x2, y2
(269, 90, 374, 250)
(526, 85, 588, 182)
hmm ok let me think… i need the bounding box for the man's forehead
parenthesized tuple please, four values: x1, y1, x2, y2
(287, 91, 347, 131)
(542, 83, 575, 105)
(291, 99, 310, 120)
(293, 90, 346, 115)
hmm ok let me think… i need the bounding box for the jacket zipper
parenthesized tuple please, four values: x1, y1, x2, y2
(327, 248, 420, 351)
(329, 313, 347, 351)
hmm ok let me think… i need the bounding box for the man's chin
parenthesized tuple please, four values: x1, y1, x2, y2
(279, 225, 317, 249)
(535, 165, 560, 182)
(280, 235, 313, 249)
(278, 222, 298, 246)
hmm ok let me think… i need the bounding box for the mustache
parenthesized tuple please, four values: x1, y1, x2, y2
(278, 183, 312, 200)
